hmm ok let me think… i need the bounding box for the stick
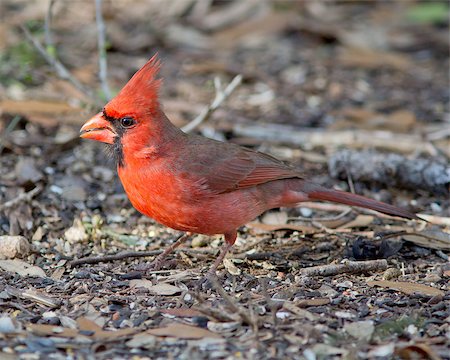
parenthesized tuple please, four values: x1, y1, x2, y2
(0, 185, 42, 212)
(181, 74, 242, 133)
(20, 25, 97, 102)
(95, 0, 112, 100)
(68, 246, 216, 267)
(300, 259, 388, 277)
(68, 250, 162, 267)
(44, 0, 56, 57)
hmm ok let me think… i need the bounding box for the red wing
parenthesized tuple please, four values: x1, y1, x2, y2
(190, 145, 301, 194)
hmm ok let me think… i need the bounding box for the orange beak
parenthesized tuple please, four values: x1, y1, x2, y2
(80, 112, 116, 144)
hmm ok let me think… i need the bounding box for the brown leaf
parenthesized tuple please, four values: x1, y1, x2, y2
(367, 280, 444, 297)
(77, 317, 135, 340)
(331, 108, 417, 132)
(338, 47, 413, 71)
(295, 298, 331, 307)
(147, 323, 221, 339)
(402, 230, 450, 250)
(0, 99, 81, 127)
(0, 259, 47, 278)
(129, 280, 182, 295)
(338, 215, 374, 229)
(27, 324, 79, 338)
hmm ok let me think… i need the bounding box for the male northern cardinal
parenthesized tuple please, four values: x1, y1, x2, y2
(80, 55, 418, 277)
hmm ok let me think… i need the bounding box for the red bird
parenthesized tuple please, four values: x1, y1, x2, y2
(80, 55, 418, 277)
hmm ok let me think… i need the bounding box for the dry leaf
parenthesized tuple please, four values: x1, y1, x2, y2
(0, 99, 81, 127)
(77, 317, 135, 340)
(338, 215, 374, 229)
(147, 323, 221, 339)
(130, 280, 182, 295)
(332, 108, 417, 132)
(223, 258, 241, 275)
(261, 211, 288, 225)
(338, 47, 413, 71)
(27, 324, 79, 338)
(295, 298, 331, 307)
(0, 259, 46, 278)
(22, 289, 59, 308)
(402, 230, 450, 250)
(367, 280, 444, 297)
(51, 267, 65, 281)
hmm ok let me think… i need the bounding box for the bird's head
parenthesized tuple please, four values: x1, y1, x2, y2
(80, 55, 170, 166)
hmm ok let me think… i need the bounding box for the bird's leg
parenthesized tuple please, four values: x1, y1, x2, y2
(206, 241, 234, 278)
(136, 233, 190, 272)
(195, 231, 237, 289)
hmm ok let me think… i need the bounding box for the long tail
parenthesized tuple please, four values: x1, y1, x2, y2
(302, 182, 419, 220)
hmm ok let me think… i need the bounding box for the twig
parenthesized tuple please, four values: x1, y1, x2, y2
(210, 276, 255, 326)
(69, 250, 162, 267)
(20, 25, 97, 102)
(181, 74, 242, 133)
(300, 259, 388, 277)
(95, 0, 112, 100)
(68, 247, 217, 267)
(0, 185, 42, 212)
(44, 0, 56, 57)
(0, 115, 21, 153)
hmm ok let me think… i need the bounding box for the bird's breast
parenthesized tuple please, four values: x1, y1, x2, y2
(117, 164, 267, 235)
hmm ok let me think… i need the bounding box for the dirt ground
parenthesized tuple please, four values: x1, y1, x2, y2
(0, 1, 449, 359)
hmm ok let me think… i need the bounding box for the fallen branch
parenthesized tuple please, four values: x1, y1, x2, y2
(68, 250, 162, 267)
(300, 259, 388, 277)
(182, 74, 242, 133)
(329, 149, 450, 194)
(232, 123, 445, 156)
(20, 25, 97, 103)
(68, 247, 216, 267)
(0, 185, 42, 212)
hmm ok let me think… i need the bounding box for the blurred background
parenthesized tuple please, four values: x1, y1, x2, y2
(0, 2, 449, 358)
(0, 0, 448, 238)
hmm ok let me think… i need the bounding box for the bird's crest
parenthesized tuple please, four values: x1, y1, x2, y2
(105, 54, 162, 117)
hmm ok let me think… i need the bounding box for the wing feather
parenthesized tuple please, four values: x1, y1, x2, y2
(182, 138, 301, 194)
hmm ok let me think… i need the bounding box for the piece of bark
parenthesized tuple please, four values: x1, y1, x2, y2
(300, 259, 388, 277)
(328, 149, 450, 194)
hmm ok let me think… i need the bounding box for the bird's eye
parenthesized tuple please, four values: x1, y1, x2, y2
(120, 117, 135, 128)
